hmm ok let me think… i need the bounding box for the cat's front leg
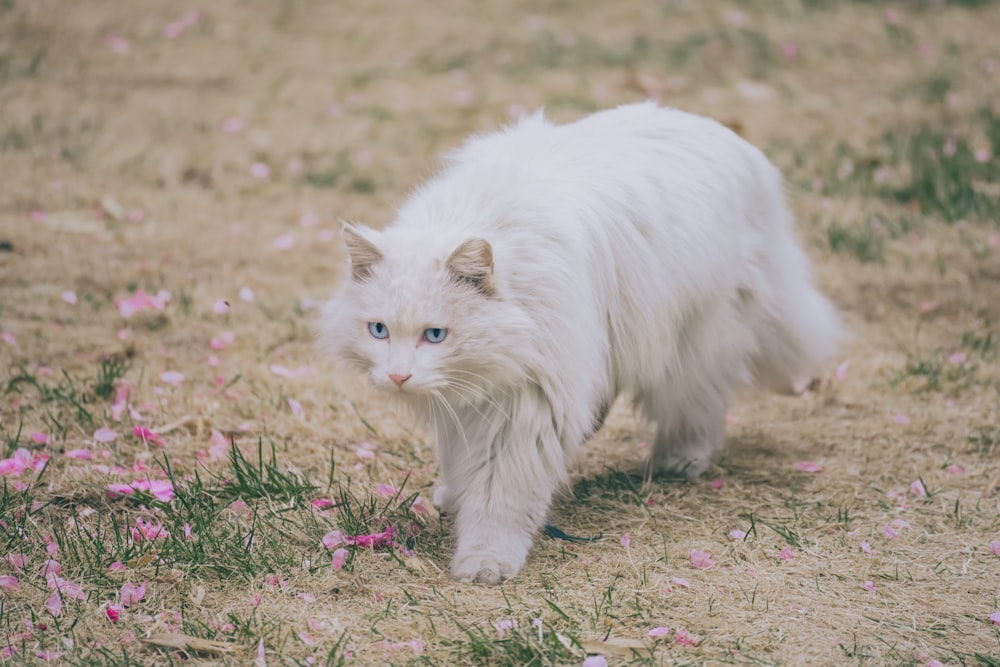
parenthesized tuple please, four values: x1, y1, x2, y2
(445, 436, 559, 584)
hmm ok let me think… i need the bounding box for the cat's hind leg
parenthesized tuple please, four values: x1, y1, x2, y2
(639, 380, 728, 479)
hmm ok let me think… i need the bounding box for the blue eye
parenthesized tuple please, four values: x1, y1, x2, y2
(368, 322, 389, 339)
(423, 327, 448, 344)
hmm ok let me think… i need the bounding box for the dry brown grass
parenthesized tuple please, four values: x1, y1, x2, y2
(1, 0, 999, 665)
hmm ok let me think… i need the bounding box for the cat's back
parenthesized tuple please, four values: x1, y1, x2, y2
(447, 101, 756, 183)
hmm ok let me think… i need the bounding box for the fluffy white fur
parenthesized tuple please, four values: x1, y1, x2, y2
(320, 102, 839, 584)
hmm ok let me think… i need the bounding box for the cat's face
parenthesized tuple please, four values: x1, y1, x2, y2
(321, 224, 530, 401)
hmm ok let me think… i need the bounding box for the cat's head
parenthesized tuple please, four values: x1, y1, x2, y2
(320, 223, 532, 401)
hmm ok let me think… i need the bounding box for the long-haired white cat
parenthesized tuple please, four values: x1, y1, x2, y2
(320, 102, 839, 584)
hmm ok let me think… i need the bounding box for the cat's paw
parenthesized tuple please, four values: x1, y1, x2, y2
(652, 448, 717, 480)
(450, 550, 522, 585)
(432, 484, 456, 515)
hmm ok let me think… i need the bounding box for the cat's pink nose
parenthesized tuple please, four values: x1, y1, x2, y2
(389, 373, 412, 387)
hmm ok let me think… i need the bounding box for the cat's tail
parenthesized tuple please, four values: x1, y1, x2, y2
(750, 190, 842, 394)
(753, 271, 841, 395)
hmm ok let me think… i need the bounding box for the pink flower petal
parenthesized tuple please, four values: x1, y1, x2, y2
(331, 548, 349, 571)
(64, 449, 94, 460)
(239, 287, 255, 302)
(989, 540, 1000, 556)
(46, 574, 86, 600)
(893, 414, 911, 425)
(134, 426, 164, 446)
(648, 626, 670, 638)
(221, 117, 244, 133)
(321, 530, 344, 549)
(862, 580, 876, 592)
(989, 611, 1000, 627)
(495, 619, 517, 639)
(120, 581, 146, 607)
(106, 605, 123, 622)
(106, 483, 135, 499)
(213, 299, 230, 315)
(948, 352, 967, 365)
(794, 461, 823, 473)
(296, 592, 316, 602)
(619, 533, 631, 548)
(375, 483, 398, 498)
(298, 631, 317, 645)
(728, 529, 747, 540)
(1, 332, 16, 346)
(94, 428, 117, 443)
(288, 398, 305, 418)
(61, 291, 78, 305)
(46, 592, 62, 617)
(251, 163, 271, 180)
(40, 559, 61, 577)
(159, 371, 184, 387)
(0, 575, 19, 590)
(910, 480, 927, 497)
(669, 576, 691, 589)
(30, 432, 49, 445)
(582, 657, 608, 667)
(947, 465, 964, 475)
(674, 628, 701, 647)
(860, 541, 871, 555)
(835, 361, 849, 381)
(690, 549, 715, 570)
(4, 553, 27, 570)
(710, 478, 725, 490)
(779, 546, 794, 560)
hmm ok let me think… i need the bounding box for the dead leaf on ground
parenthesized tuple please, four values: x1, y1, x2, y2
(141, 633, 235, 655)
(579, 636, 647, 656)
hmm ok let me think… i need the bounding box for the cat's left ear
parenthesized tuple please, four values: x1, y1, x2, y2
(446, 238, 495, 296)
(342, 223, 383, 281)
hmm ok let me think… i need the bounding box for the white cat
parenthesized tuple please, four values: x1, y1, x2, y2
(320, 102, 839, 584)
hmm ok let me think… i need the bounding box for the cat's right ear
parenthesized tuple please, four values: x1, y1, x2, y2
(446, 238, 495, 296)
(342, 223, 383, 281)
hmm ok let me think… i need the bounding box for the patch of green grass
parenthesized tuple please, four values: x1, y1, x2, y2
(889, 352, 980, 394)
(826, 219, 886, 263)
(968, 427, 999, 457)
(441, 617, 580, 666)
(821, 110, 1000, 224)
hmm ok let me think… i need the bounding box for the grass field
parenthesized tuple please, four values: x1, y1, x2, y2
(2, 0, 1000, 664)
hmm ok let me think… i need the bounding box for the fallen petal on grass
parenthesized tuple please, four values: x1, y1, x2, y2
(94, 428, 117, 443)
(46, 592, 62, 617)
(690, 549, 715, 569)
(674, 628, 702, 646)
(159, 371, 184, 387)
(794, 461, 823, 472)
(120, 581, 146, 607)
